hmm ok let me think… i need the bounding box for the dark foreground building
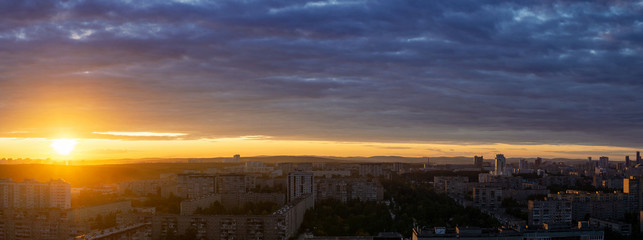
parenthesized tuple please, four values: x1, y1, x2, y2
(152, 194, 313, 240)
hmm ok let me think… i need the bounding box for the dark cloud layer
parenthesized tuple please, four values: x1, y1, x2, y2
(1, 0, 642, 147)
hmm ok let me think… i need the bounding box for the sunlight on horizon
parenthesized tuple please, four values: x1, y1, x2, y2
(50, 139, 78, 156)
(0, 137, 636, 162)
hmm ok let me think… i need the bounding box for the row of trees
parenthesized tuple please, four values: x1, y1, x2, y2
(300, 199, 394, 236)
(383, 176, 500, 236)
(299, 174, 501, 238)
(501, 197, 528, 221)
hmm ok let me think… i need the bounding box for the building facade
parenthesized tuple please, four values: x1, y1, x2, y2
(359, 164, 383, 177)
(473, 185, 502, 210)
(287, 172, 314, 203)
(153, 194, 314, 240)
(315, 178, 383, 203)
(0, 178, 70, 209)
(528, 200, 573, 227)
(624, 176, 643, 213)
(494, 154, 507, 176)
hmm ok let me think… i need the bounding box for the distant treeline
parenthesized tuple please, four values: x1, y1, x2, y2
(0, 163, 234, 187)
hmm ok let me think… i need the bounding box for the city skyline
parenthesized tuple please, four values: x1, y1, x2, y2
(1, 0, 642, 161)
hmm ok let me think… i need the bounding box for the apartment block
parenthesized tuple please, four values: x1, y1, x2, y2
(152, 194, 314, 240)
(433, 176, 468, 194)
(0, 208, 70, 240)
(315, 178, 383, 203)
(624, 176, 643, 213)
(0, 178, 70, 209)
(176, 174, 257, 199)
(287, 172, 314, 203)
(528, 200, 573, 227)
(359, 163, 384, 177)
(547, 190, 628, 221)
(472, 185, 502, 210)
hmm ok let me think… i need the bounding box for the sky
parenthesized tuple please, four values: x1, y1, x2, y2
(0, 0, 642, 161)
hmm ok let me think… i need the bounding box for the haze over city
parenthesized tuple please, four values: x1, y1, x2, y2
(0, 0, 641, 161)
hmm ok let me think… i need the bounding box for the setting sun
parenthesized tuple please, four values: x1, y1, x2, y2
(50, 139, 78, 155)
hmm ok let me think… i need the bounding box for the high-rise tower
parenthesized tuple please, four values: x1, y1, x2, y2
(474, 156, 484, 168)
(494, 154, 506, 176)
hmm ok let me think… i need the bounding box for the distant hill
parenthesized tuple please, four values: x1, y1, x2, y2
(240, 156, 345, 163)
(75, 155, 345, 165)
(61, 155, 589, 165)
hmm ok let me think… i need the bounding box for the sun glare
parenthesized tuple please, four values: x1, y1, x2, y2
(51, 139, 78, 155)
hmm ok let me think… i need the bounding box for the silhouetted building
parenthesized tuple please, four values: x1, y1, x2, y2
(223, 154, 241, 163)
(626, 156, 631, 167)
(494, 154, 507, 176)
(534, 157, 542, 168)
(638, 151, 642, 165)
(599, 156, 609, 168)
(474, 156, 484, 168)
(519, 159, 529, 169)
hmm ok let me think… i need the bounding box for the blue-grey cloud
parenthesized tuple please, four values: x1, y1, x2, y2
(0, 0, 642, 147)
